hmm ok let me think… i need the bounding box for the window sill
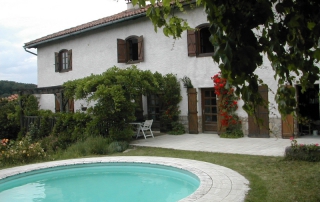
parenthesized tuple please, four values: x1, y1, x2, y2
(58, 69, 72, 73)
(126, 60, 141, 64)
(197, 53, 214, 57)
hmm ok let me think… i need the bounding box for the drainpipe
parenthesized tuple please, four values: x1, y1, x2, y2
(24, 47, 37, 56)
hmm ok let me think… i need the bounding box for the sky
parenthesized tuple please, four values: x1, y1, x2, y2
(0, 0, 128, 85)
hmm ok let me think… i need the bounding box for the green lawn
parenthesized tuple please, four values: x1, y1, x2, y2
(117, 147, 320, 202)
(1, 146, 319, 202)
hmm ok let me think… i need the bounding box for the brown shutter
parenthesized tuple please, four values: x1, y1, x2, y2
(187, 30, 196, 56)
(68, 99, 74, 113)
(117, 39, 127, 63)
(68, 49, 72, 70)
(248, 85, 269, 137)
(187, 88, 198, 134)
(55, 52, 59, 72)
(282, 85, 294, 138)
(54, 94, 60, 112)
(138, 35, 144, 62)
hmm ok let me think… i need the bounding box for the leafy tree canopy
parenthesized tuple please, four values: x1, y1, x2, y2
(132, 0, 320, 116)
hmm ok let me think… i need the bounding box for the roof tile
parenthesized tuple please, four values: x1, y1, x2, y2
(24, 6, 149, 47)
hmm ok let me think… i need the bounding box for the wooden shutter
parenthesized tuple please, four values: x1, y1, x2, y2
(54, 94, 60, 112)
(282, 114, 294, 138)
(187, 30, 196, 56)
(68, 99, 74, 113)
(68, 49, 72, 70)
(282, 85, 294, 138)
(55, 52, 59, 72)
(117, 39, 127, 63)
(187, 88, 198, 134)
(138, 35, 144, 62)
(248, 85, 270, 137)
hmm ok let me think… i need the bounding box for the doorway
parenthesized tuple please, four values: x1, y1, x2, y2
(297, 84, 320, 135)
(201, 88, 218, 132)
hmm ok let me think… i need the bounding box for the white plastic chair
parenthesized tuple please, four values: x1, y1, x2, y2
(139, 119, 154, 139)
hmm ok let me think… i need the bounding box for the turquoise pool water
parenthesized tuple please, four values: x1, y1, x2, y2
(0, 163, 200, 202)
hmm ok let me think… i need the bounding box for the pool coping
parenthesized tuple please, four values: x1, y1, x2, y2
(0, 156, 249, 202)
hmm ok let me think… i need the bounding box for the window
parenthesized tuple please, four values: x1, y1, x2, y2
(117, 35, 144, 63)
(55, 49, 72, 72)
(187, 24, 214, 57)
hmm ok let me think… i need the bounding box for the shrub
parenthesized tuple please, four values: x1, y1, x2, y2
(0, 99, 20, 140)
(284, 137, 320, 162)
(63, 136, 118, 157)
(0, 135, 46, 165)
(168, 121, 185, 135)
(108, 141, 129, 153)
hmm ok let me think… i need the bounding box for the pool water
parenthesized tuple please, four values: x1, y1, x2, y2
(0, 163, 200, 202)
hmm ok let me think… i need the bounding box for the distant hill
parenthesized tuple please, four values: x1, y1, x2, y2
(0, 80, 36, 98)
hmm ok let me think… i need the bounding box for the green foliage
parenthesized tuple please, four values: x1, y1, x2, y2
(0, 99, 20, 140)
(63, 66, 159, 127)
(158, 73, 182, 132)
(108, 126, 134, 142)
(285, 138, 320, 162)
(168, 121, 185, 135)
(64, 136, 111, 156)
(108, 141, 129, 153)
(133, 0, 320, 117)
(181, 76, 194, 88)
(0, 80, 36, 98)
(52, 112, 92, 149)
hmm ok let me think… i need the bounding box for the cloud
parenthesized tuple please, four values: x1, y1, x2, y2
(0, 0, 127, 84)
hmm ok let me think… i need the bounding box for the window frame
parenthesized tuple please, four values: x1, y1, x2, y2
(187, 24, 214, 57)
(55, 49, 72, 72)
(117, 35, 144, 64)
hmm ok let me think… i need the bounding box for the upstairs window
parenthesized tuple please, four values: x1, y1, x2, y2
(55, 49, 72, 72)
(117, 35, 144, 63)
(187, 24, 214, 57)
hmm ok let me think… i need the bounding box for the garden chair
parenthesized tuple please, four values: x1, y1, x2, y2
(139, 119, 154, 139)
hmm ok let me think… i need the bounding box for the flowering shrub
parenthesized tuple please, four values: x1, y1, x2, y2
(0, 135, 46, 165)
(285, 137, 320, 162)
(290, 137, 319, 152)
(212, 73, 243, 137)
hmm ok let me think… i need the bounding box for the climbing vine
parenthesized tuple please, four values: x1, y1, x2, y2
(133, 0, 320, 117)
(212, 73, 243, 137)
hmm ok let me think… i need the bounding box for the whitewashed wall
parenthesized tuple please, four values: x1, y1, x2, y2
(36, 7, 280, 134)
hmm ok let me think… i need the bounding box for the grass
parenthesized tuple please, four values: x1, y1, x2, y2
(1, 143, 320, 202)
(118, 147, 320, 202)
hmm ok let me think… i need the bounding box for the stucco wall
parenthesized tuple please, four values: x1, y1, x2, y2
(36, 7, 281, 135)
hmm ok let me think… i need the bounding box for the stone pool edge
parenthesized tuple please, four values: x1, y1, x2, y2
(0, 156, 249, 202)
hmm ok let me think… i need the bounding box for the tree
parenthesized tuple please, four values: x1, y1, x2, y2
(132, 0, 320, 116)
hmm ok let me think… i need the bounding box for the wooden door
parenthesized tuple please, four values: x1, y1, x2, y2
(201, 88, 218, 132)
(188, 88, 198, 134)
(248, 85, 270, 137)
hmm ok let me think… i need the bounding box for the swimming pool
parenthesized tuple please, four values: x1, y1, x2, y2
(0, 163, 200, 202)
(0, 156, 250, 201)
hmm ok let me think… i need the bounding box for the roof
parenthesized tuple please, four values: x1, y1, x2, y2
(24, 6, 148, 49)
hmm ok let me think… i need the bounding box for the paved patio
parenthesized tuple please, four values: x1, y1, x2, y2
(131, 133, 320, 157)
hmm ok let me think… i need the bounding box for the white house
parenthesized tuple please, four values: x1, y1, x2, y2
(24, 2, 319, 138)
